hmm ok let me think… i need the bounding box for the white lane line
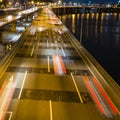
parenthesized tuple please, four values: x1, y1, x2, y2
(18, 71, 27, 99)
(49, 100, 53, 120)
(7, 112, 13, 120)
(70, 72, 83, 103)
(31, 46, 35, 56)
(48, 56, 50, 72)
(61, 46, 66, 57)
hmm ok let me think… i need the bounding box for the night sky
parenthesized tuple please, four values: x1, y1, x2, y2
(62, 0, 118, 4)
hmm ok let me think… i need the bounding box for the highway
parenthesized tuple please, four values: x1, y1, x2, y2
(0, 7, 38, 29)
(0, 7, 120, 120)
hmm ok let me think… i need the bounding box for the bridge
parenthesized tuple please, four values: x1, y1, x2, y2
(51, 5, 120, 14)
(0, 6, 120, 120)
(0, 5, 120, 30)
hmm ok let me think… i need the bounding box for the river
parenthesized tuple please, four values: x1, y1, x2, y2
(59, 13, 120, 85)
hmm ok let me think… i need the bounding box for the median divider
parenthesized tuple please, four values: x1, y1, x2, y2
(0, 32, 26, 88)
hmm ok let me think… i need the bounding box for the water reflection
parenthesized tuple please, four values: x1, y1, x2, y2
(72, 14, 75, 33)
(59, 13, 120, 85)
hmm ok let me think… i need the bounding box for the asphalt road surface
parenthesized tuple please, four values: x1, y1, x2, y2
(0, 7, 120, 120)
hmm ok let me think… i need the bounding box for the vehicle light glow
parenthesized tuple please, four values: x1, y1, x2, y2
(93, 77, 118, 115)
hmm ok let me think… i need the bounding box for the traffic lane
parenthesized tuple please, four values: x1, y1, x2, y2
(10, 57, 50, 68)
(22, 74, 76, 92)
(64, 57, 119, 117)
(31, 47, 79, 57)
(14, 100, 50, 120)
(1, 72, 27, 89)
(17, 40, 77, 57)
(64, 59, 88, 70)
(9, 56, 91, 91)
(7, 61, 83, 99)
(60, 43, 119, 117)
(0, 71, 27, 120)
(7, 77, 100, 120)
(53, 102, 104, 120)
(1, 9, 108, 120)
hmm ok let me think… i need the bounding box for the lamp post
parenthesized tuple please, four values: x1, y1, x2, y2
(80, 13, 83, 46)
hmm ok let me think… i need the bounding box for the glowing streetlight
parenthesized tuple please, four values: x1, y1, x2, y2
(58, 0, 62, 5)
(31, 1, 34, 5)
(37, 2, 40, 5)
(9, 2, 11, 5)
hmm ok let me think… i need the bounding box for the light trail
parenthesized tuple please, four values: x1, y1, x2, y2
(70, 73, 83, 103)
(89, 81, 112, 117)
(83, 76, 105, 114)
(79, 48, 120, 103)
(0, 76, 15, 120)
(55, 55, 63, 74)
(93, 77, 119, 115)
(30, 27, 36, 35)
(59, 55, 66, 74)
(61, 46, 66, 57)
(52, 55, 66, 74)
(31, 46, 35, 56)
(18, 71, 27, 99)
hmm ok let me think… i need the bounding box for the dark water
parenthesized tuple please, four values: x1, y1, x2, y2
(59, 13, 120, 85)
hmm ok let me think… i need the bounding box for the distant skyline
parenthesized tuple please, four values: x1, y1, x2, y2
(61, 0, 118, 4)
(7, 0, 120, 4)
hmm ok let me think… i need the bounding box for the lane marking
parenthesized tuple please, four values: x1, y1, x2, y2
(70, 73, 83, 103)
(48, 56, 50, 72)
(18, 71, 27, 99)
(61, 46, 66, 57)
(7, 112, 13, 120)
(31, 46, 35, 56)
(49, 100, 53, 120)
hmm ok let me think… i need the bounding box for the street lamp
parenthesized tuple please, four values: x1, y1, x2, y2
(31, 1, 34, 9)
